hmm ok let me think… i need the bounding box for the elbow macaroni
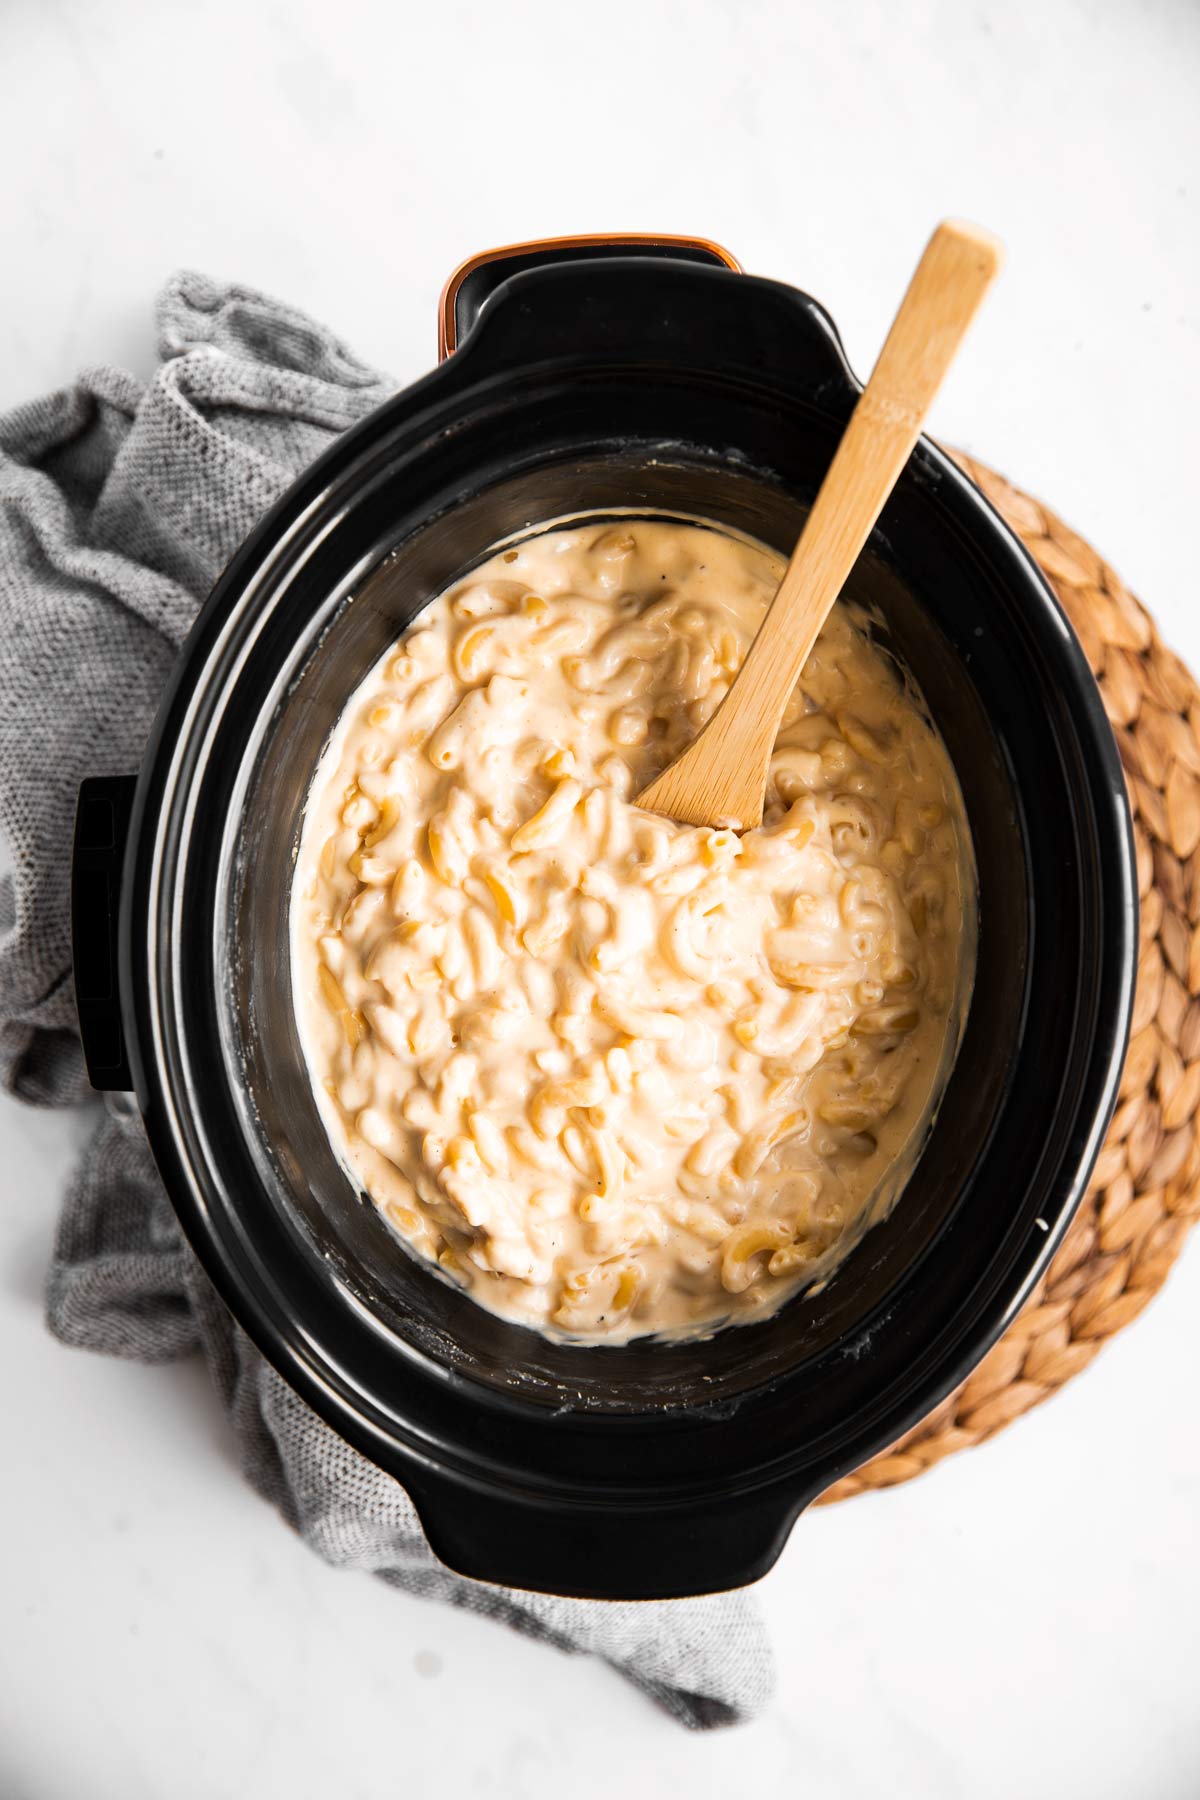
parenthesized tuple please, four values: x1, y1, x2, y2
(292, 520, 975, 1342)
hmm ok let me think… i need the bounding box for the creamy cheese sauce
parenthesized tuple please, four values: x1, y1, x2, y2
(291, 520, 975, 1342)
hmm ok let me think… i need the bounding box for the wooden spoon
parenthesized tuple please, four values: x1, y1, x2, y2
(636, 219, 1004, 830)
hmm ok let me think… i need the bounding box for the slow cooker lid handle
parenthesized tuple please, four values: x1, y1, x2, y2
(438, 232, 743, 360)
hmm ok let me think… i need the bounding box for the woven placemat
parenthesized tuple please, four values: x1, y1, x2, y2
(821, 453, 1200, 1505)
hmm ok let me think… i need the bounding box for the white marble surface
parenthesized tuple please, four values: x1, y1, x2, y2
(2, 1, 1199, 1794)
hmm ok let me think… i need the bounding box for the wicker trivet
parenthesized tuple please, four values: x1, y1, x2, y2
(821, 454, 1200, 1505)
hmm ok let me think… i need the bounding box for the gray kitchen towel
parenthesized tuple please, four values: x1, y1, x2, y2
(0, 273, 774, 1729)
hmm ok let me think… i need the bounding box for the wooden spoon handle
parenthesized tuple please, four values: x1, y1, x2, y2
(637, 219, 1004, 829)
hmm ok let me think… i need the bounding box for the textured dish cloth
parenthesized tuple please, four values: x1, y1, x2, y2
(0, 274, 774, 1730)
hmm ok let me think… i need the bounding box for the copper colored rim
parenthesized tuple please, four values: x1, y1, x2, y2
(437, 232, 743, 359)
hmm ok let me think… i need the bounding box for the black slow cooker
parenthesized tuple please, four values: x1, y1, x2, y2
(71, 235, 1137, 1600)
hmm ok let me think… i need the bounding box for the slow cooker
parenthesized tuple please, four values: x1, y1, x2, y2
(71, 234, 1137, 1599)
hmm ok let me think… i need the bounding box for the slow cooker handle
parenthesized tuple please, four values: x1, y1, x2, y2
(72, 774, 136, 1091)
(408, 1471, 807, 1601)
(438, 232, 743, 360)
(435, 236, 861, 420)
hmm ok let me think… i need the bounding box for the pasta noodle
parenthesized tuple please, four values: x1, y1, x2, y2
(292, 519, 975, 1342)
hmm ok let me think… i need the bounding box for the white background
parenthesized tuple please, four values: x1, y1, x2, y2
(1, 1, 1198, 1795)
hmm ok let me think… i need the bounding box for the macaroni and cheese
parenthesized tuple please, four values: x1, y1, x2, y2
(292, 519, 974, 1341)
